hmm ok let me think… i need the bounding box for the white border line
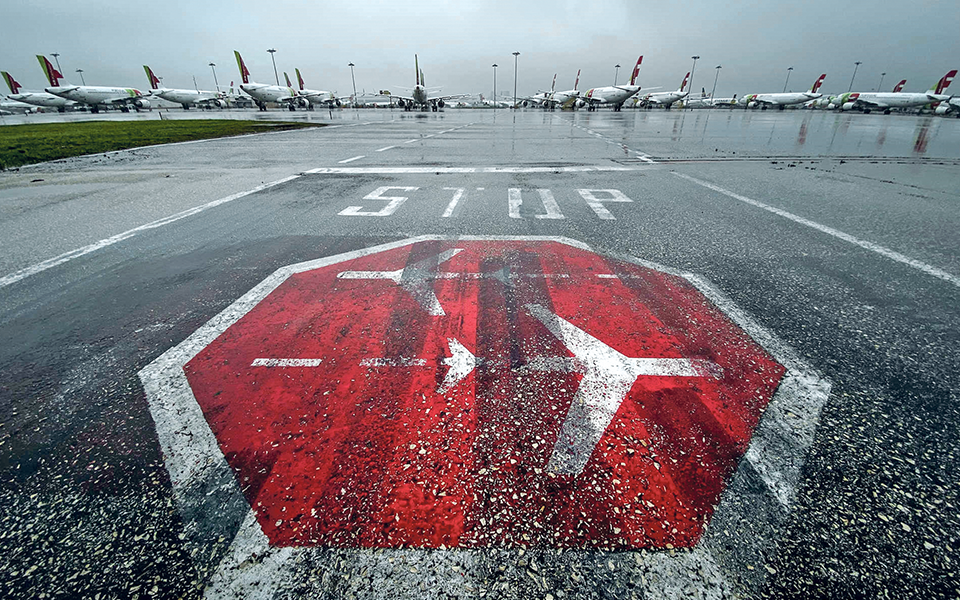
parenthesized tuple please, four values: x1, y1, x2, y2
(0, 175, 301, 289)
(675, 173, 960, 288)
(138, 235, 829, 599)
(304, 166, 638, 174)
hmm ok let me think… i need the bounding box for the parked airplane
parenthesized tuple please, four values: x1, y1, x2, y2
(816, 79, 906, 109)
(522, 74, 558, 108)
(550, 70, 582, 109)
(2, 71, 77, 112)
(388, 55, 463, 112)
(234, 51, 307, 111)
(638, 72, 690, 109)
(835, 70, 956, 113)
(291, 69, 339, 108)
(143, 66, 226, 110)
(1, 96, 38, 114)
(742, 74, 826, 109)
(37, 55, 150, 113)
(579, 56, 644, 111)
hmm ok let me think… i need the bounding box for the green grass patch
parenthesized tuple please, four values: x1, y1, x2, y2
(0, 120, 323, 169)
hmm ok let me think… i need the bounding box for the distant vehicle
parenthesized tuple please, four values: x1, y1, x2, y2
(579, 56, 644, 111)
(638, 72, 690, 109)
(36, 55, 150, 113)
(143, 66, 226, 110)
(2, 71, 78, 112)
(234, 51, 308, 111)
(388, 55, 465, 112)
(291, 69, 340, 108)
(742, 74, 826, 110)
(834, 70, 956, 114)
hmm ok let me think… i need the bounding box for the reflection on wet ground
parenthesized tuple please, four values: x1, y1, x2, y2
(2, 106, 958, 159)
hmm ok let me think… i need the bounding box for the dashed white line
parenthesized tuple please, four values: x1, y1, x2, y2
(338, 155, 365, 164)
(376, 145, 397, 152)
(251, 358, 323, 367)
(675, 173, 960, 288)
(403, 139, 418, 144)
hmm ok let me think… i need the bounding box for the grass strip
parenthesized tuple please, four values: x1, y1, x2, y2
(0, 120, 323, 169)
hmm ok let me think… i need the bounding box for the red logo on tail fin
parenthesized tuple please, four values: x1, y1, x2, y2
(937, 70, 957, 94)
(296, 69, 305, 91)
(680, 72, 690, 92)
(37, 56, 63, 87)
(2, 72, 22, 94)
(574, 69, 580, 91)
(629, 56, 643, 86)
(812, 74, 826, 93)
(893, 79, 906, 93)
(234, 51, 251, 85)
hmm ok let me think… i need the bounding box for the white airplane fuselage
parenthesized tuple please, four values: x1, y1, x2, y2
(582, 85, 641, 109)
(6, 91, 75, 109)
(46, 85, 150, 109)
(154, 88, 225, 108)
(641, 89, 688, 107)
(300, 88, 338, 106)
(240, 82, 301, 106)
(743, 91, 822, 108)
(837, 91, 946, 111)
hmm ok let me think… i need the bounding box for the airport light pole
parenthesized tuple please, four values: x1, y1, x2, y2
(877, 72, 886, 92)
(711, 65, 722, 102)
(513, 51, 520, 109)
(848, 61, 862, 92)
(209, 62, 220, 93)
(688, 56, 699, 109)
(51, 53, 62, 74)
(75, 69, 85, 85)
(492, 64, 498, 108)
(348, 63, 358, 108)
(782, 66, 793, 93)
(267, 48, 279, 86)
(614, 64, 621, 86)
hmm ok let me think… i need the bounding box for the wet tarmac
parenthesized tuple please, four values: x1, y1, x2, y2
(1, 108, 958, 599)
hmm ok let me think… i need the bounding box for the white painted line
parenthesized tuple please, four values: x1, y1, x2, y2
(305, 166, 637, 175)
(375, 145, 397, 152)
(0, 175, 301, 289)
(675, 173, 960, 289)
(337, 155, 365, 164)
(251, 358, 323, 367)
(403, 139, 418, 144)
(361, 357, 427, 367)
(441, 187, 465, 218)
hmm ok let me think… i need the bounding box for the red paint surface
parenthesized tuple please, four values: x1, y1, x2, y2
(184, 241, 785, 549)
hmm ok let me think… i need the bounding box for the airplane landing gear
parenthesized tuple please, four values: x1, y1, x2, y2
(182, 104, 190, 110)
(257, 101, 267, 111)
(288, 104, 296, 111)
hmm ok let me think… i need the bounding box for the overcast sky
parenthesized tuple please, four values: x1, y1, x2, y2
(3, 0, 959, 100)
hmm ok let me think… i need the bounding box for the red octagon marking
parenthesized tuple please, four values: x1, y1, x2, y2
(184, 240, 785, 550)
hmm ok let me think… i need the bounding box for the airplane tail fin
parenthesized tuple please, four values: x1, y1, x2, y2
(932, 70, 957, 94)
(36, 55, 63, 87)
(892, 79, 906, 93)
(415, 55, 420, 86)
(234, 51, 251, 85)
(284, 72, 293, 88)
(629, 56, 643, 86)
(810, 74, 827, 93)
(680, 72, 690, 92)
(574, 69, 580, 91)
(420, 70, 425, 88)
(551, 74, 556, 92)
(1, 71, 22, 94)
(143, 66, 161, 90)
(701, 87, 707, 98)
(295, 68, 305, 91)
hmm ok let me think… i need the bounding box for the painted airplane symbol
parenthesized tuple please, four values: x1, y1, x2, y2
(360, 303, 720, 476)
(336, 249, 568, 316)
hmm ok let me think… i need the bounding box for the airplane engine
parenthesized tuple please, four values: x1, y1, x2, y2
(747, 101, 758, 109)
(396, 99, 406, 108)
(215, 99, 227, 109)
(935, 104, 951, 115)
(133, 98, 151, 109)
(437, 99, 445, 109)
(576, 99, 586, 109)
(841, 102, 857, 111)
(297, 97, 309, 108)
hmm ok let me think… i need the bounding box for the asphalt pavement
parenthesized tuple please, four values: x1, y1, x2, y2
(1, 108, 958, 599)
